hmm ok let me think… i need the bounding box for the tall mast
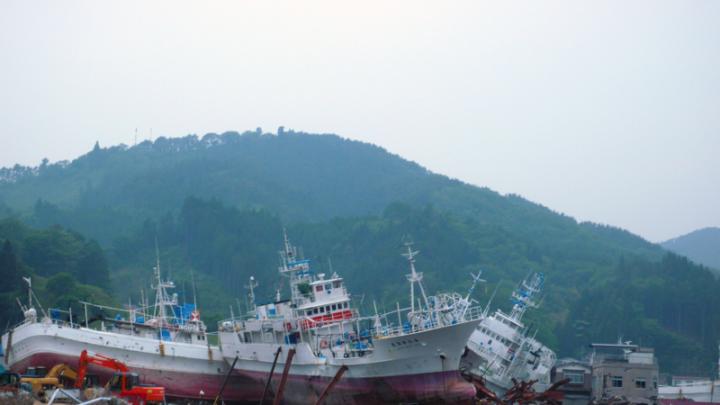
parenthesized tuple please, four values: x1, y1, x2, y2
(403, 243, 430, 314)
(151, 238, 177, 327)
(245, 276, 258, 313)
(278, 230, 311, 306)
(508, 272, 543, 322)
(24, 276, 32, 310)
(460, 271, 486, 319)
(190, 269, 198, 309)
(153, 238, 166, 323)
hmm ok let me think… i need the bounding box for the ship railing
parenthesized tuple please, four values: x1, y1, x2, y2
(463, 305, 486, 322)
(362, 303, 486, 339)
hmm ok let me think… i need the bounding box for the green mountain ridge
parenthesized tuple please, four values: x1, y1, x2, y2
(662, 227, 720, 273)
(0, 130, 717, 375)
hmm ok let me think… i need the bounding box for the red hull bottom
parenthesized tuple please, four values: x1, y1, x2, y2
(10, 352, 261, 402)
(12, 352, 475, 404)
(238, 368, 476, 405)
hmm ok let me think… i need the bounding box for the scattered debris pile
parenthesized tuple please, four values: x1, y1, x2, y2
(463, 371, 569, 405)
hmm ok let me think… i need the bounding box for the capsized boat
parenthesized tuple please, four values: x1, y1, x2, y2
(1, 255, 258, 401)
(218, 233, 485, 404)
(460, 272, 556, 394)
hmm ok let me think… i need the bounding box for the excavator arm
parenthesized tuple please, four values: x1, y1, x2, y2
(74, 350, 164, 404)
(46, 364, 78, 381)
(75, 350, 129, 389)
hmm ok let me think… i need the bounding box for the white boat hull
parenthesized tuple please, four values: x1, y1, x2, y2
(2, 321, 259, 401)
(220, 319, 481, 404)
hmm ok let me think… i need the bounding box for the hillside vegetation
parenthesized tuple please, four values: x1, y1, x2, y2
(662, 227, 720, 273)
(0, 130, 717, 375)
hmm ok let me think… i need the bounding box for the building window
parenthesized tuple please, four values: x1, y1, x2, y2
(612, 376, 623, 388)
(565, 370, 585, 385)
(635, 378, 646, 389)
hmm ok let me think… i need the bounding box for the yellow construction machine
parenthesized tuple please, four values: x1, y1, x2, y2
(20, 364, 78, 396)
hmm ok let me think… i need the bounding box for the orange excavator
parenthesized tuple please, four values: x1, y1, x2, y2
(75, 350, 165, 404)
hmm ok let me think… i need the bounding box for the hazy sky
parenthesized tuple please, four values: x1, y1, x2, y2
(1, 1, 718, 242)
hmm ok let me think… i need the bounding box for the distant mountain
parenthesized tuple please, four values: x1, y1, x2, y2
(1, 130, 718, 374)
(662, 227, 720, 272)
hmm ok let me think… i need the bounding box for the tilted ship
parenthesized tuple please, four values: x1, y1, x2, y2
(460, 272, 556, 394)
(1, 256, 256, 401)
(218, 233, 485, 404)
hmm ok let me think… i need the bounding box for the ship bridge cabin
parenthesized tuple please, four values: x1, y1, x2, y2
(296, 273, 355, 329)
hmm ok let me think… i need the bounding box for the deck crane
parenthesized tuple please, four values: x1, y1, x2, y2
(75, 350, 165, 404)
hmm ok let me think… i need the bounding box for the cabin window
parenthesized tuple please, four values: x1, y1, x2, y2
(316, 285, 323, 292)
(325, 283, 332, 291)
(320, 306, 325, 313)
(325, 306, 330, 312)
(313, 308, 319, 314)
(612, 376, 623, 388)
(331, 304, 337, 311)
(635, 378, 646, 389)
(333, 281, 341, 288)
(306, 310, 312, 316)
(565, 370, 584, 384)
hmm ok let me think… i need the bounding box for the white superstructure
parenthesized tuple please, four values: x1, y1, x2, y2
(461, 272, 556, 393)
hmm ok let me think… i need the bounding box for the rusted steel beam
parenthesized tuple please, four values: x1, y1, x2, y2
(272, 348, 296, 405)
(214, 356, 239, 405)
(260, 347, 283, 405)
(314, 365, 348, 405)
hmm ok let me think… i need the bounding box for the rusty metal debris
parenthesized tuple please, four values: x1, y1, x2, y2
(463, 371, 569, 405)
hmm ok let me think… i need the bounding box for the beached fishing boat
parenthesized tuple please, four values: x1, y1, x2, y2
(218, 233, 485, 404)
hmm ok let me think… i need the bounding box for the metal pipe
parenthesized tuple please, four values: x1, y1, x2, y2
(272, 348, 296, 405)
(260, 347, 282, 404)
(314, 365, 348, 405)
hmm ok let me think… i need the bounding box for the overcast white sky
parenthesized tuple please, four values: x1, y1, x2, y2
(1, 1, 718, 242)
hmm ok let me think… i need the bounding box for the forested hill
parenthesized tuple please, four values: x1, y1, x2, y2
(0, 130, 718, 375)
(662, 227, 720, 273)
(0, 130, 659, 258)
